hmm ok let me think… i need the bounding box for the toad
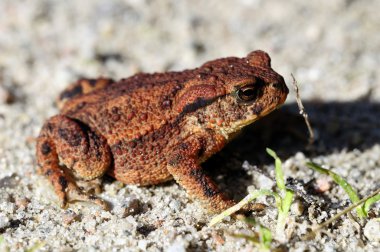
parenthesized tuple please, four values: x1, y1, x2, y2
(36, 50, 288, 213)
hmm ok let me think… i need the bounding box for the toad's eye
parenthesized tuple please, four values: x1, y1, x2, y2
(237, 85, 258, 103)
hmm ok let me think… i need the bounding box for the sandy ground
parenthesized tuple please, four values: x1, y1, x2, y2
(0, 0, 379, 251)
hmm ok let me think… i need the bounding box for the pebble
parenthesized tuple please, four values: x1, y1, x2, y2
(290, 199, 305, 216)
(166, 238, 188, 252)
(0, 216, 10, 230)
(62, 210, 81, 226)
(364, 219, 380, 242)
(123, 198, 142, 217)
(169, 200, 181, 212)
(0, 86, 14, 104)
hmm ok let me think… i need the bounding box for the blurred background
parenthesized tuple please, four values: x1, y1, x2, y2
(0, 0, 379, 251)
(1, 0, 379, 106)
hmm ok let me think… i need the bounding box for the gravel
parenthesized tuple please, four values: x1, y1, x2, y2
(0, 0, 379, 251)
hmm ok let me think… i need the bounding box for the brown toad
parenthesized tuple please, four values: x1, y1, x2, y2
(36, 50, 288, 213)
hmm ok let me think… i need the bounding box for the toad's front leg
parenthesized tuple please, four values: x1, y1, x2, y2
(36, 115, 112, 209)
(167, 133, 238, 213)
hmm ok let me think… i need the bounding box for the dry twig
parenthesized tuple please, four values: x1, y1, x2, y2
(291, 74, 314, 145)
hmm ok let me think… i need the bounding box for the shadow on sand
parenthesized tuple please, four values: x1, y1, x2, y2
(204, 100, 380, 201)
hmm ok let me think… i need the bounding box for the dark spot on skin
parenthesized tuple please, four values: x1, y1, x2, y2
(58, 176, 68, 191)
(44, 169, 53, 176)
(76, 102, 86, 110)
(88, 79, 97, 87)
(127, 112, 135, 120)
(252, 103, 263, 114)
(128, 141, 137, 148)
(94, 146, 103, 160)
(59, 84, 83, 100)
(41, 142, 51, 155)
(46, 123, 53, 132)
(111, 106, 119, 114)
(88, 132, 104, 159)
(112, 114, 120, 122)
(162, 100, 171, 108)
(58, 128, 69, 140)
(111, 142, 124, 156)
(181, 97, 216, 114)
(58, 128, 82, 147)
(140, 113, 148, 121)
(190, 169, 218, 197)
(197, 139, 207, 158)
(168, 154, 182, 166)
(179, 142, 188, 150)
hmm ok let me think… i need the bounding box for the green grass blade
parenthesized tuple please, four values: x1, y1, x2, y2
(266, 148, 285, 191)
(230, 233, 259, 244)
(314, 188, 380, 231)
(266, 148, 295, 240)
(306, 162, 366, 218)
(237, 215, 257, 226)
(259, 224, 272, 251)
(236, 216, 272, 251)
(276, 189, 294, 236)
(209, 189, 278, 227)
(282, 189, 294, 213)
(363, 191, 380, 215)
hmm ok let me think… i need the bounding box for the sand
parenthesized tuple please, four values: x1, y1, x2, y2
(0, 0, 379, 251)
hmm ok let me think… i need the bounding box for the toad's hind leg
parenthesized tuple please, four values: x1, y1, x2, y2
(57, 78, 114, 109)
(36, 115, 112, 209)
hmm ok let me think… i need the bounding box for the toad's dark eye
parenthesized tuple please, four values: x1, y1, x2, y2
(237, 85, 258, 103)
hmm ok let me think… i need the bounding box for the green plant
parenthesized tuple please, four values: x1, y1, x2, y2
(266, 148, 294, 237)
(230, 216, 272, 252)
(209, 148, 294, 242)
(307, 162, 380, 218)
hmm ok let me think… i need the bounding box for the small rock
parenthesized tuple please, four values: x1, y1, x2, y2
(169, 200, 181, 212)
(291, 199, 305, 216)
(314, 177, 332, 193)
(113, 198, 142, 217)
(211, 231, 225, 245)
(0, 216, 10, 230)
(167, 238, 188, 252)
(364, 219, 380, 242)
(0, 174, 20, 189)
(62, 210, 81, 226)
(0, 86, 15, 104)
(136, 224, 156, 237)
(84, 218, 97, 233)
(15, 197, 29, 209)
(123, 198, 142, 217)
(194, 221, 206, 231)
(138, 240, 148, 250)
